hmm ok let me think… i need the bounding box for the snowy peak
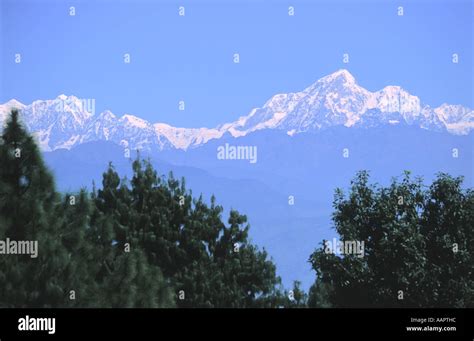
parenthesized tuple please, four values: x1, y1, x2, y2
(120, 114, 151, 129)
(96, 110, 117, 122)
(302, 69, 364, 100)
(318, 68, 356, 86)
(4, 99, 26, 109)
(0, 70, 472, 152)
(374, 86, 421, 114)
(226, 70, 472, 136)
(433, 104, 474, 135)
(228, 70, 371, 135)
(435, 104, 472, 123)
(0, 99, 26, 127)
(153, 123, 223, 150)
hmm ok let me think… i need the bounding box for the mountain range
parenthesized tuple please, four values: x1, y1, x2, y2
(1, 69, 473, 152)
(1, 69, 472, 289)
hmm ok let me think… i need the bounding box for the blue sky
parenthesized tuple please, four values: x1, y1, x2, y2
(1, 0, 472, 127)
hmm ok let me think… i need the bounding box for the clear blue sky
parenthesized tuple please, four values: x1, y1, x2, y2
(1, 0, 472, 127)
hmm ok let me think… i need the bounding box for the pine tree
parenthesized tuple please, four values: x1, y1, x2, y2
(95, 158, 283, 307)
(59, 190, 99, 307)
(0, 110, 69, 307)
(0, 111, 282, 307)
(89, 163, 175, 307)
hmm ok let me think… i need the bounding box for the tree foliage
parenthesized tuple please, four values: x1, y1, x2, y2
(309, 171, 474, 308)
(0, 110, 69, 307)
(0, 110, 282, 307)
(91, 159, 281, 307)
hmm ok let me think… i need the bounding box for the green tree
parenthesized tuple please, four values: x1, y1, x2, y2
(0, 110, 283, 308)
(0, 110, 70, 307)
(307, 280, 333, 308)
(59, 190, 98, 306)
(309, 171, 474, 308)
(89, 164, 175, 308)
(93, 159, 282, 307)
(283, 281, 308, 308)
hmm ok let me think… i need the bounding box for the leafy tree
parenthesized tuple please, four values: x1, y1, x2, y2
(309, 171, 474, 308)
(307, 280, 333, 308)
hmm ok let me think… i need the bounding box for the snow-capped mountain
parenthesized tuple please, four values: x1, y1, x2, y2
(153, 123, 223, 150)
(224, 69, 471, 136)
(1, 69, 472, 151)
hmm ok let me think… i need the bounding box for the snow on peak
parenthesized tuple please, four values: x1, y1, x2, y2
(121, 114, 150, 128)
(432, 104, 474, 134)
(97, 110, 117, 121)
(0, 70, 472, 152)
(223, 70, 471, 136)
(154, 123, 223, 150)
(5, 99, 26, 108)
(321, 69, 356, 85)
(374, 86, 421, 114)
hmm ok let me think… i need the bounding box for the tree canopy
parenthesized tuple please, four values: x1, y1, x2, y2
(1, 110, 472, 308)
(309, 171, 474, 308)
(0, 110, 283, 308)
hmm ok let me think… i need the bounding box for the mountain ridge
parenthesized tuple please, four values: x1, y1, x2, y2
(1, 69, 472, 151)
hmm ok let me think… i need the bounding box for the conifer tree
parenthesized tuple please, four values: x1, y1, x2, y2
(89, 163, 175, 307)
(59, 190, 99, 307)
(93, 158, 282, 307)
(0, 110, 69, 307)
(0, 110, 282, 308)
